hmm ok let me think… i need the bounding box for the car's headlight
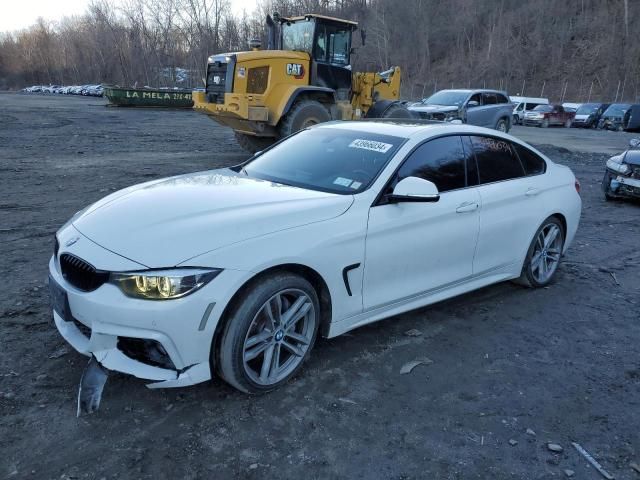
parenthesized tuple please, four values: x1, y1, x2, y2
(606, 157, 631, 175)
(110, 268, 222, 300)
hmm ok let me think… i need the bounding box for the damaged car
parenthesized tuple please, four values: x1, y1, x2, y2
(408, 89, 513, 132)
(49, 121, 581, 406)
(602, 138, 640, 201)
(598, 103, 632, 131)
(571, 103, 609, 128)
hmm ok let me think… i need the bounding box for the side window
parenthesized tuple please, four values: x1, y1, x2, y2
(482, 93, 498, 105)
(314, 26, 327, 61)
(328, 28, 350, 65)
(512, 143, 547, 176)
(395, 136, 467, 192)
(496, 94, 509, 104)
(461, 136, 479, 187)
(516, 103, 524, 111)
(470, 136, 525, 184)
(468, 93, 481, 107)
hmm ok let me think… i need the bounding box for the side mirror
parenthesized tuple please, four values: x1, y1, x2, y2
(467, 100, 479, 108)
(388, 177, 440, 203)
(629, 139, 640, 148)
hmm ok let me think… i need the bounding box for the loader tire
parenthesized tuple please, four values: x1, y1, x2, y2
(366, 100, 415, 119)
(279, 100, 331, 138)
(234, 132, 275, 154)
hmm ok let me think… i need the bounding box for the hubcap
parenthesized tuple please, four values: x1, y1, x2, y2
(530, 223, 563, 283)
(242, 289, 316, 386)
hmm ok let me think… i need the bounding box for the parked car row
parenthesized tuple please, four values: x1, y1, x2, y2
(512, 97, 640, 132)
(22, 84, 104, 96)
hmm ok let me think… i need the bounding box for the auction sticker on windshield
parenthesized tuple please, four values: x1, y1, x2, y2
(333, 177, 353, 187)
(349, 139, 394, 153)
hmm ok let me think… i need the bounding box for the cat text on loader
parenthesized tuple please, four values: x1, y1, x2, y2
(192, 13, 412, 153)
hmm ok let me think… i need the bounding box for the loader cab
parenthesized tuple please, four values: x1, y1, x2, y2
(280, 14, 356, 99)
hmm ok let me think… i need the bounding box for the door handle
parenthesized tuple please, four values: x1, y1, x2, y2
(456, 201, 479, 213)
(525, 188, 540, 197)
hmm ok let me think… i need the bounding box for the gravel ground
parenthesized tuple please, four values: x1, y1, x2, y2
(1, 93, 639, 480)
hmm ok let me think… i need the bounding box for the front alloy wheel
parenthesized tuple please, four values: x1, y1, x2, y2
(217, 273, 319, 393)
(243, 289, 315, 386)
(515, 217, 565, 288)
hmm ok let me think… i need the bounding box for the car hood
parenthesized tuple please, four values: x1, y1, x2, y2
(407, 104, 458, 114)
(72, 169, 353, 268)
(624, 150, 640, 166)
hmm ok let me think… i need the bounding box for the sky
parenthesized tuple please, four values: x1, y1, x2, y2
(0, 0, 259, 33)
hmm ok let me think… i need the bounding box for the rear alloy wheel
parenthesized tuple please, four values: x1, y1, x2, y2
(217, 273, 319, 393)
(279, 99, 331, 138)
(496, 118, 508, 132)
(515, 217, 565, 288)
(234, 132, 275, 154)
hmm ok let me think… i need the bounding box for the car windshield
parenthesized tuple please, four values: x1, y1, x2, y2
(533, 105, 552, 112)
(423, 91, 469, 107)
(282, 19, 315, 52)
(241, 128, 405, 194)
(603, 104, 631, 117)
(576, 103, 599, 115)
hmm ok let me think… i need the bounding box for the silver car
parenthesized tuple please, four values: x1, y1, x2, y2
(408, 89, 514, 132)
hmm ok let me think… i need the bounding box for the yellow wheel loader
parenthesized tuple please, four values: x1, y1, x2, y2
(192, 13, 412, 152)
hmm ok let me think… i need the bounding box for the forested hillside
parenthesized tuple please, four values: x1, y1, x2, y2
(1, 0, 638, 102)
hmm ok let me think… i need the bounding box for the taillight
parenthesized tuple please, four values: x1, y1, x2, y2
(575, 179, 581, 194)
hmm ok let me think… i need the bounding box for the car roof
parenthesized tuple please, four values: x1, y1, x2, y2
(437, 88, 508, 95)
(314, 120, 514, 140)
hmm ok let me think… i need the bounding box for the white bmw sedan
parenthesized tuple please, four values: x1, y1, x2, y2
(49, 121, 581, 393)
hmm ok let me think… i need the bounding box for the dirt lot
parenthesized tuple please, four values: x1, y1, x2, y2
(1, 93, 639, 480)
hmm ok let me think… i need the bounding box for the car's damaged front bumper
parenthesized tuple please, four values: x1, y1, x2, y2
(602, 168, 640, 199)
(47, 233, 246, 389)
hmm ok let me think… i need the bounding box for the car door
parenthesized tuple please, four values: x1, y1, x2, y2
(363, 135, 481, 310)
(465, 93, 484, 126)
(481, 92, 499, 127)
(466, 135, 546, 274)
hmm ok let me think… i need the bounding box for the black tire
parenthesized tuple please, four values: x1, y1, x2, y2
(564, 119, 572, 128)
(513, 114, 520, 126)
(279, 99, 331, 138)
(495, 117, 509, 133)
(541, 119, 549, 128)
(366, 100, 415, 119)
(234, 132, 274, 154)
(514, 216, 565, 288)
(380, 103, 415, 119)
(217, 272, 320, 394)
